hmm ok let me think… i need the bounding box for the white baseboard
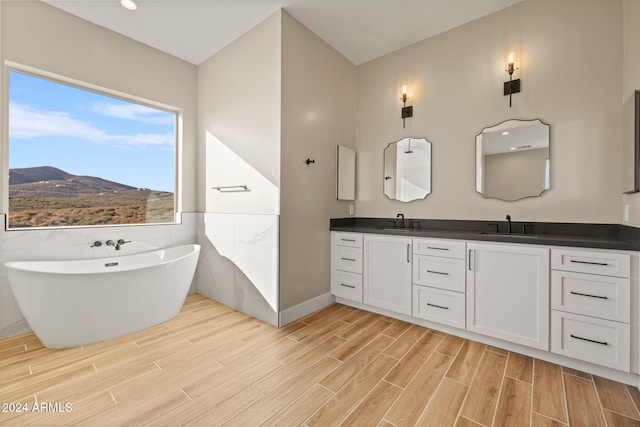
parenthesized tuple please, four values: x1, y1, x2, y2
(279, 292, 336, 326)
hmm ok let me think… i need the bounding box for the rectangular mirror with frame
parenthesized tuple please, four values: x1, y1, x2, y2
(337, 145, 355, 200)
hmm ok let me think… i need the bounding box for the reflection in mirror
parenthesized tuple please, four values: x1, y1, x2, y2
(337, 145, 355, 200)
(476, 119, 550, 201)
(384, 137, 431, 202)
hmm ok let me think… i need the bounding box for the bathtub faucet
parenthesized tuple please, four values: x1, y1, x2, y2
(106, 239, 131, 250)
(106, 240, 119, 250)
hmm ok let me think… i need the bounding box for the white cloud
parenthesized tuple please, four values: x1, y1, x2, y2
(9, 102, 173, 147)
(10, 103, 108, 140)
(88, 102, 175, 125)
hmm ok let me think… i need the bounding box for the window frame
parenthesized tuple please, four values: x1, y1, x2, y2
(3, 61, 182, 230)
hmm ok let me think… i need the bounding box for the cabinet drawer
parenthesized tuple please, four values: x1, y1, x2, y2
(333, 232, 363, 248)
(413, 238, 466, 259)
(551, 311, 630, 372)
(334, 246, 362, 274)
(551, 271, 630, 322)
(413, 285, 465, 329)
(333, 270, 363, 302)
(413, 255, 465, 292)
(551, 249, 630, 278)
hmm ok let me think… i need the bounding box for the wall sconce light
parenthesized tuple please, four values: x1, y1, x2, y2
(504, 50, 520, 107)
(401, 85, 413, 128)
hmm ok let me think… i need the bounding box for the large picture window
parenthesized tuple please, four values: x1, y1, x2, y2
(7, 68, 178, 229)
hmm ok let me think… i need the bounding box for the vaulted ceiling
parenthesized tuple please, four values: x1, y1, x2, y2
(42, 0, 523, 65)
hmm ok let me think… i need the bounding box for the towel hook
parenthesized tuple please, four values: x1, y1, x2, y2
(305, 158, 315, 165)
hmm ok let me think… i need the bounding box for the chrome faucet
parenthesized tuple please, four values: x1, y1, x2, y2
(397, 213, 405, 229)
(506, 215, 512, 234)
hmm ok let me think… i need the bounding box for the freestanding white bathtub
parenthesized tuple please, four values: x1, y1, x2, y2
(5, 244, 200, 348)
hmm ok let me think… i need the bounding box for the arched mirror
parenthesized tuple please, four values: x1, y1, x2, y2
(383, 137, 431, 202)
(476, 119, 550, 201)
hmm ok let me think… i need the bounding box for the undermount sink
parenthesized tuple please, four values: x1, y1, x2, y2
(380, 227, 412, 232)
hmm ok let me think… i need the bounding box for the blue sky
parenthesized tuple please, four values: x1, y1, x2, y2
(8, 71, 176, 192)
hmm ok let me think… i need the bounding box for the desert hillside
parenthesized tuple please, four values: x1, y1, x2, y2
(8, 166, 174, 228)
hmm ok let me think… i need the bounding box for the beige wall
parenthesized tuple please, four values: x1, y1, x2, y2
(279, 12, 356, 310)
(198, 11, 282, 214)
(622, 0, 640, 226)
(1, 1, 198, 212)
(197, 10, 356, 311)
(356, 0, 623, 224)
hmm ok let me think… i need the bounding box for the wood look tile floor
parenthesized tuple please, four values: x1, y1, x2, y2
(1, 293, 640, 426)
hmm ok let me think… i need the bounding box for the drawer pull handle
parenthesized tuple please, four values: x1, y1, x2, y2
(570, 260, 609, 267)
(427, 246, 449, 251)
(427, 270, 449, 276)
(340, 284, 356, 289)
(341, 257, 356, 262)
(427, 302, 449, 310)
(570, 334, 608, 346)
(570, 291, 608, 300)
(341, 238, 356, 242)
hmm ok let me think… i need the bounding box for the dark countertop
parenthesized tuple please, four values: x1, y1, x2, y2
(330, 217, 640, 251)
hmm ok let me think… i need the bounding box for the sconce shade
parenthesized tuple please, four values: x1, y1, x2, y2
(507, 51, 516, 73)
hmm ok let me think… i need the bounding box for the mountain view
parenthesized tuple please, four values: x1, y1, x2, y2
(8, 166, 174, 228)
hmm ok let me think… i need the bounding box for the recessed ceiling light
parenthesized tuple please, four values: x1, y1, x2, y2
(502, 131, 509, 136)
(120, 0, 137, 11)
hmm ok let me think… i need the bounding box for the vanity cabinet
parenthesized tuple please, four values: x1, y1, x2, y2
(331, 232, 364, 303)
(550, 248, 631, 371)
(412, 238, 466, 328)
(466, 242, 550, 351)
(330, 228, 638, 378)
(364, 234, 412, 315)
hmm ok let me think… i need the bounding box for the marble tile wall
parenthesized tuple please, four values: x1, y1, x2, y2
(0, 213, 198, 339)
(194, 213, 279, 327)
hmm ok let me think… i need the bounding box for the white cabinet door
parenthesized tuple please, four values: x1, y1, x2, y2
(364, 234, 412, 315)
(467, 242, 550, 350)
